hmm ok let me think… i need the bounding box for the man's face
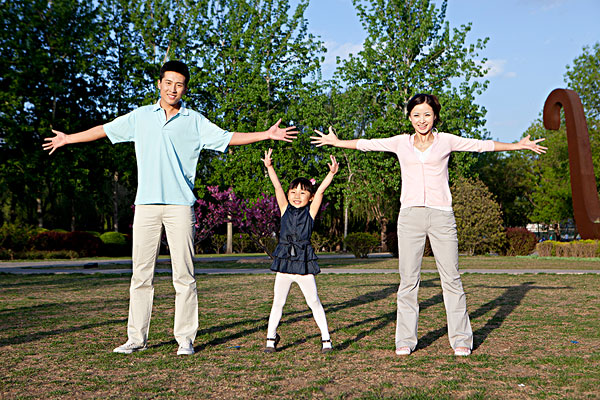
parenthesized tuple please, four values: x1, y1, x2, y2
(157, 71, 187, 107)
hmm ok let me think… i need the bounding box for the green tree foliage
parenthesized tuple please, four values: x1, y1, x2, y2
(186, 0, 327, 201)
(452, 176, 506, 255)
(565, 42, 600, 126)
(328, 0, 489, 247)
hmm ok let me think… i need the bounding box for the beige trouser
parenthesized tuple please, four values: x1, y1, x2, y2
(127, 205, 197, 346)
(395, 207, 473, 351)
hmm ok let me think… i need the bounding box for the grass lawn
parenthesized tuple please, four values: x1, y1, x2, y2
(1, 270, 599, 399)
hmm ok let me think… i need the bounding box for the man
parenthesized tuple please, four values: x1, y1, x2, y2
(43, 60, 297, 355)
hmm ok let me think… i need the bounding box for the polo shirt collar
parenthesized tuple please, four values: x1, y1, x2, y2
(152, 99, 190, 116)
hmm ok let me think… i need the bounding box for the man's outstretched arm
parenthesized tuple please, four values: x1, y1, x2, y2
(229, 118, 298, 146)
(43, 125, 107, 155)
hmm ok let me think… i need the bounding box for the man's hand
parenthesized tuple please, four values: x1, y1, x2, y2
(42, 130, 68, 155)
(267, 118, 298, 142)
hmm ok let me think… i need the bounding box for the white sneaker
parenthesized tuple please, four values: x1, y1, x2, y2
(177, 341, 194, 355)
(113, 341, 147, 354)
(395, 347, 411, 356)
(454, 347, 471, 356)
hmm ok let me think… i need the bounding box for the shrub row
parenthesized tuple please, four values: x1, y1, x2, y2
(0, 223, 131, 260)
(536, 240, 600, 258)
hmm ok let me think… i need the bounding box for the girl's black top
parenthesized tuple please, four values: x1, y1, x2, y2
(270, 204, 319, 275)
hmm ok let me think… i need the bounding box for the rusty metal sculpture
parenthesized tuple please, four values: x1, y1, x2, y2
(543, 88, 600, 239)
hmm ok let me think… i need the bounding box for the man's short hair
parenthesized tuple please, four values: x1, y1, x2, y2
(159, 60, 190, 86)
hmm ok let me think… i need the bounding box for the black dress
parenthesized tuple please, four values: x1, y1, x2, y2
(271, 204, 319, 275)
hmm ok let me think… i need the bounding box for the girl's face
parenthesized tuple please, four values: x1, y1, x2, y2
(408, 103, 436, 135)
(287, 184, 313, 208)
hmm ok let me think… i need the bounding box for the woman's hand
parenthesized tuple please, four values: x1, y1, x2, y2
(519, 135, 547, 154)
(262, 148, 274, 168)
(311, 126, 339, 147)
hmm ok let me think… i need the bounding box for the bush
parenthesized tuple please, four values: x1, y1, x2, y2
(571, 240, 599, 258)
(100, 231, 129, 257)
(536, 240, 557, 257)
(100, 231, 127, 245)
(505, 227, 537, 256)
(0, 222, 36, 252)
(344, 232, 379, 258)
(452, 176, 506, 255)
(386, 230, 432, 258)
(31, 230, 102, 257)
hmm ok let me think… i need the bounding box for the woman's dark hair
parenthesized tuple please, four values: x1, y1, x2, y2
(287, 177, 316, 195)
(159, 60, 190, 86)
(406, 93, 442, 127)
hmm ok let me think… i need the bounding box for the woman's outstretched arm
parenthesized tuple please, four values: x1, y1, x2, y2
(493, 135, 547, 154)
(311, 127, 359, 149)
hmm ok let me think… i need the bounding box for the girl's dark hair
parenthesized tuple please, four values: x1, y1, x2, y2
(406, 93, 442, 127)
(160, 60, 190, 86)
(287, 177, 316, 195)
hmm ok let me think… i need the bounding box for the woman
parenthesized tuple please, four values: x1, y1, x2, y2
(311, 93, 546, 356)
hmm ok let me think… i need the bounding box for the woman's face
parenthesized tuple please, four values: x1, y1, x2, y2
(287, 184, 313, 208)
(408, 103, 436, 135)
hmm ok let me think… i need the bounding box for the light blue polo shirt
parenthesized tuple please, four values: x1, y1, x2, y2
(103, 100, 233, 206)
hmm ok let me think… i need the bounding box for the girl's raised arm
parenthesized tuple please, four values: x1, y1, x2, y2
(262, 148, 288, 216)
(310, 155, 339, 219)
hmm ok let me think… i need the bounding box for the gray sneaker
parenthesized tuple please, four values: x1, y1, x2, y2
(113, 341, 147, 354)
(177, 341, 195, 355)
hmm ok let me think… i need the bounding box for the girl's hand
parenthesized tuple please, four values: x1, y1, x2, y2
(311, 126, 339, 147)
(43, 129, 68, 155)
(262, 148, 274, 167)
(519, 135, 547, 154)
(328, 155, 339, 174)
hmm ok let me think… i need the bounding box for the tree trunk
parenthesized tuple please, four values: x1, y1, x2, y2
(113, 171, 119, 232)
(343, 203, 349, 252)
(226, 221, 233, 254)
(380, 217, 388, 252)
(36, 197, 43, 228)
(71, 201, 76, 232)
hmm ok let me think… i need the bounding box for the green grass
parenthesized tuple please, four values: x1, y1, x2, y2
(0, 270, 599, 399)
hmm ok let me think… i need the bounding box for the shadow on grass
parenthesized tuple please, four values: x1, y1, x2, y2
(0, 318, 127, 347)
(148, 279, 420, 352)
(416, 280, 572, 352)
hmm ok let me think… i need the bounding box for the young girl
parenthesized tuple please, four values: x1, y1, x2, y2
(261, 148, 338, 353)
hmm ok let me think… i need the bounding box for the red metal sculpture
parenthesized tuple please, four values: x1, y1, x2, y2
(543, 88, 600, 239)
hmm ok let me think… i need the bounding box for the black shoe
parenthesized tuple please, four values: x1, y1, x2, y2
(321, 339, 333, 354)
(264, 333, 280, 353)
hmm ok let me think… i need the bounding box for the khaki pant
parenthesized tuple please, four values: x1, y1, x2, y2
(127, 205, 197, 346)
(395, 207, 473, 351)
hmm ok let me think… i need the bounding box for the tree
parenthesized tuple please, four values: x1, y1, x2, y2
(184, 0, 327, 201)
(328, 0, 489, 249)
(564, 42, 600, 127)
(0, 0, 104, 230)
(452, 176, 506, 255)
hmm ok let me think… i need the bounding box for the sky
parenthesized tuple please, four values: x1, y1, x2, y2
(295, 0, 600, 142)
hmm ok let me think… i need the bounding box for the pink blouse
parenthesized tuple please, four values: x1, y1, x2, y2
(356, 132, 495, 208)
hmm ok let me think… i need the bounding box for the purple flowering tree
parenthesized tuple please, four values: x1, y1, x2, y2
(195, 187, 280, 257)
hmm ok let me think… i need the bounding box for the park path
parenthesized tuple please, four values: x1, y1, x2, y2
(1, 255, 599, 275)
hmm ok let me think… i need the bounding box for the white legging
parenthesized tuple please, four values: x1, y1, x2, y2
(266, 272, 331, 340)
